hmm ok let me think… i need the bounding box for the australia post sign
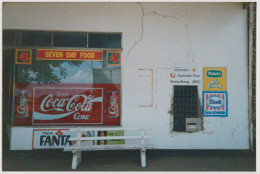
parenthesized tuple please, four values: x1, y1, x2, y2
(13, 84, 121, 126)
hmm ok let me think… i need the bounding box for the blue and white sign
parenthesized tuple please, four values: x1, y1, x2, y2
(202, 91, 228, 117)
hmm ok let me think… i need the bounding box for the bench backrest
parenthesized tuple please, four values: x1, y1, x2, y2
(68, 127, 152, 147)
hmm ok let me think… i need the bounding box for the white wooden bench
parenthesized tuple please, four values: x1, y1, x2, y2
(64, 127, 153, 170)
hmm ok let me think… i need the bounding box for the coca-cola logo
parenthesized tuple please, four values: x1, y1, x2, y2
(15, 90, 29, 117)
(33, 88, 103, 124)
(40, 94, 97, 112)
(106, 91, 120, 118)
(108, 93, 119, 115)
(73, 113, 90, 120)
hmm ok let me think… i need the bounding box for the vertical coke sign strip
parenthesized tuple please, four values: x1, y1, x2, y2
(32, 87, 103, 125)
(106, 91, 120, 118)
(14, 90, 30, 118)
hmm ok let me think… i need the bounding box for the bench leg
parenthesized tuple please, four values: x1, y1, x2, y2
(77, 151, 82, 164)
(72, 151, 81, 170)
(140, 149, 146, 167)
(72, 152, 78, 170)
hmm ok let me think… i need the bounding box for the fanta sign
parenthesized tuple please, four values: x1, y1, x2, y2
(203, 91, 228, 117)
(33, 129, 94, 149)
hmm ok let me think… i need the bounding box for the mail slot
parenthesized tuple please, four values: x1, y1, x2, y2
(186, 118, 201, 132)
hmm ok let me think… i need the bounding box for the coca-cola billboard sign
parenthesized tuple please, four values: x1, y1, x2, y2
(33, 87, 103, 125)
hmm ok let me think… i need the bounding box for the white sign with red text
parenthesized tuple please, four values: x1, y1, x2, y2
(169, 63, 201, 86)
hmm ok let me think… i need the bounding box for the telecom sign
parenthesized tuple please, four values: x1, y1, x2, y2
(16, 49, 32, 64)
(202, 91, 228, 117)
(106, 51, 121, 65)
(203, 67, 227, 91)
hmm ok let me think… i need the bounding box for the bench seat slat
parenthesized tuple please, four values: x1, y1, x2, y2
(70, 135, 152, 141)
(64, 144, 153, 151)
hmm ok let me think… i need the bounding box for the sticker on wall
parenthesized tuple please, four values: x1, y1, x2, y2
(97, 130, 125, 145)
(106, 130, 125, 145)
(169, 63, 201, 85)
(203, 67, 227, 91)
(106, 51, 121, 65)
(97, 130, 107, 145)
(32, 129, 95, 149)
(202, 91, 228, 117)
(16, 49, 32, 64)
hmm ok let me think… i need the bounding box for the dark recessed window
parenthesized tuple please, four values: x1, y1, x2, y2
(173, 86, 198, 132)
(17, 31, 52, 46)
(3, 30, 122, 49)
(3, 30, 16, 46)
(88, 33, 121, 48)
(53, 32, 87, 47)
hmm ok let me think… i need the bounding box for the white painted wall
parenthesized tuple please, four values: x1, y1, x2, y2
(3, 2, 249, 149)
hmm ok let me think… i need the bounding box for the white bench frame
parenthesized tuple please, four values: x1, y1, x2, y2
(64, 127, 153, 170)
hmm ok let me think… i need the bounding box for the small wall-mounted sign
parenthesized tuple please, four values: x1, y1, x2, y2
(106, 51, 121, 65)
(97, 130, 124, 145)
(202, 91, 228, 117)
(16, 49, 32, 64)
(203, 67, 227, 91)
(169, 63, 201, 85)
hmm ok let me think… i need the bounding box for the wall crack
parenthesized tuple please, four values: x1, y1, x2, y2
(145, 11, 178, 20)
(126, 5, 178, 62)
(126, 2, 144, 61)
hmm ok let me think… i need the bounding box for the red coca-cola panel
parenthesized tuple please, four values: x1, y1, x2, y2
(106, 91, 120, 118)
(14, 90, 30, 118)
(13, 84, 121, 126)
